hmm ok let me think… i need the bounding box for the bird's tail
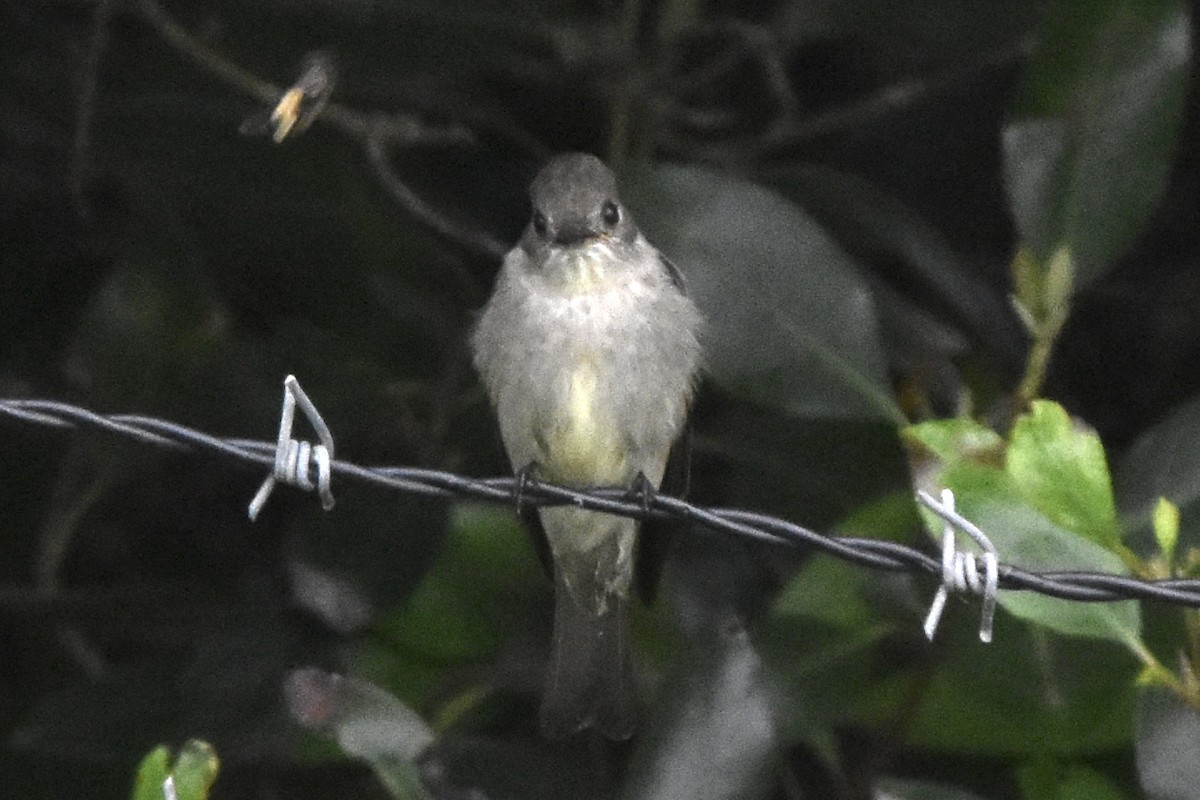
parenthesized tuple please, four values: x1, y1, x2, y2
(539, 508, 637, 740)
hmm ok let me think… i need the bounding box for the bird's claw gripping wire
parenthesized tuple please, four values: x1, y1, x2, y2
(514, 462, 541, 515)
(248, 375, 336, 521)
(627, 471, 656, 514)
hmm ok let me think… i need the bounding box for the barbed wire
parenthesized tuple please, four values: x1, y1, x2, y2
(4, 382, 1200, 644)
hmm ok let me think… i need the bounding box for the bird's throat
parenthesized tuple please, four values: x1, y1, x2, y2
(549, 243, 618, 295)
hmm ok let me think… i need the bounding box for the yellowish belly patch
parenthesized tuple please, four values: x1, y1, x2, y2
(541, 361, 628, 485)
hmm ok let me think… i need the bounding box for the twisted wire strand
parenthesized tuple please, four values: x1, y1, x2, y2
(3, 397, 1200, 609)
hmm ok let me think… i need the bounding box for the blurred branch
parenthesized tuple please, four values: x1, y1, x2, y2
(606, 0, 647, 160)
(35, 457, 112, 592)
(71, 0, 114, 222)
(134, 0, 278, 105)
(670, 33, 1035, 162)
(769, 41, 1029, 146)
(679, 19, 799, 116)
(133, 0, 507, 260)
(363, 134, 507, 261)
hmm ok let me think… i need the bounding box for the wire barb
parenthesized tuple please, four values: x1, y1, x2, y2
(248, 375, 336, 521)
(917, 488, 999, 643)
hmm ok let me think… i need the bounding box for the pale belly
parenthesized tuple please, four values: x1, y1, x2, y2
(539, 357, 631, 485)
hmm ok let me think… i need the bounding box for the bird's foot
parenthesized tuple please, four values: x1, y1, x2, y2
(627, 471, 657, 514)
(514, 462, 541, 515)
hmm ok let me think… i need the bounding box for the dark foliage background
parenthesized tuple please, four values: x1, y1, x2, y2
(2, 0, 1200, 798)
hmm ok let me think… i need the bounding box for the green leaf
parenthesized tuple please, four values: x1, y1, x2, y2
(864, 620, 1137, 755)
(1019, 760, 1128, 800)
(1153, 498, 1181, 564)
(943, 462, 1140, 647)
(773, 164, 1024, 358)
(1056, 767, 1127, 800)
(1019, 757, 1060, 800)
(772, 557, 874, 629)
(1003, 0, 1192, 285)
(1006, 400, 1120, 549)
(762, 571, 896, 760)
(1011, 246, 1075, 339)
(285, 669, 434, 800)
(622, 164, 897, 421)
(132, 746, 172, 800)
(907, 407, 1138, 646)
(376, 503, 541, 664)
(1116, 394, 1200, 554)
(131, 741, 218, 800)
(835, 489, 923, 542)
(170, 741, 220, 800)
(903, 418, 1005, 468)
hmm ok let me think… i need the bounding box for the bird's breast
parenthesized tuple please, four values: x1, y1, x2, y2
(484, 242, 696, 488)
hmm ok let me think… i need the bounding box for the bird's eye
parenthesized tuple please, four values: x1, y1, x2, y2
(601, 201, 621, 228)
(532, 210, 549, 238)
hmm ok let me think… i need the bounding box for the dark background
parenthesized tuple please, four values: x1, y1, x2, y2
(2, 0, 1199, 798)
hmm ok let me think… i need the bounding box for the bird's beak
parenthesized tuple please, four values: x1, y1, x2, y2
(553, 221, 601, 246)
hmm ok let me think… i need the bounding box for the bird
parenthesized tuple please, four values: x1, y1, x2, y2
(471, 152, 703, 739)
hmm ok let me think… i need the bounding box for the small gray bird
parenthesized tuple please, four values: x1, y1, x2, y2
(472, 153, 703, 739)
